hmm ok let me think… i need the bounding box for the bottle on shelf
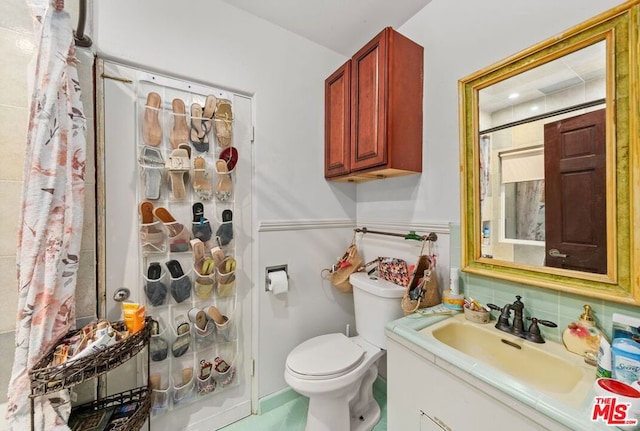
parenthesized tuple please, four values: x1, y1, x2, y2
(482, 224, 490, 247)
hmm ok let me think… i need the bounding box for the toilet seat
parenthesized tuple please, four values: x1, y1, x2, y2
(286, 333, 365, 380)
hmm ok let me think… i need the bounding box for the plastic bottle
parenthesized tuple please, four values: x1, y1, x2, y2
(449, 267, 460, 295)
(596, 336, 612, 378)
(482, 225, 490, 246)
(442, 267, 464, 311)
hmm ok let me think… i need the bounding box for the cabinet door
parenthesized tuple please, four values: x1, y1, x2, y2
(420, 412, 452, 431)
(324, 61, 351, 178)
(350, 28, 388, 172)
(387, 338, 553, 431)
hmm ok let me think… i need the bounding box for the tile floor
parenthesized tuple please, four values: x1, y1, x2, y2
(221, 382, 387, 431)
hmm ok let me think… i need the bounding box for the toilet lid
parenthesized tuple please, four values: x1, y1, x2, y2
(287, 333, 364, 378)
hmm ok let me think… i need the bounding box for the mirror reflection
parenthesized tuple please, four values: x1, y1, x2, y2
(477, 41, 608, 274)
(461, 3, 639, 303)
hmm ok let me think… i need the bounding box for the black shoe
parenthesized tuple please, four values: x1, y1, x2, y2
(215, 210, 233, 246)
(166, 259, 185, 278)
(192, 202, 204, 223)
(145, 262, 167, 306)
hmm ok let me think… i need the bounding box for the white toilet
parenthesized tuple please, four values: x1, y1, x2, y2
(284, 272, 405, 431)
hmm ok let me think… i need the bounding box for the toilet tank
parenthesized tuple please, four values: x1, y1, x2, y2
(350, 272, 405, 350)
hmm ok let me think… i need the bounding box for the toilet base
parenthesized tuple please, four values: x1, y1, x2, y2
(306, 394, 350, 431)
(303, 363, 380, 431)
(349, 365, 380, 431)
(350, 400, 380, 431)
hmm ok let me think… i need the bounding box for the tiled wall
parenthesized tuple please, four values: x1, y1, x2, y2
(0, 0, 96, 402)
(450, 223, 640, 344)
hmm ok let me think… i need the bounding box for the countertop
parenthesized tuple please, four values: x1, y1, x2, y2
(385, 311, 624, 431)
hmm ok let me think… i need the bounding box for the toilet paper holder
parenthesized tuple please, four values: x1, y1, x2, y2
(265, 264, 289, 292)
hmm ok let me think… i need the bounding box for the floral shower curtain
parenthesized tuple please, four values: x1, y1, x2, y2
(6, 0, 86, 429)
(515, 180, 545, 241)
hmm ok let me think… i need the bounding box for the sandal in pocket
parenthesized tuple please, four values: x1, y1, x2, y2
(144, 262, 168, 306)
(166, 260, 192, 303)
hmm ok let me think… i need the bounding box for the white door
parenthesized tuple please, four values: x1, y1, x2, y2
(98, 59, 253, 430)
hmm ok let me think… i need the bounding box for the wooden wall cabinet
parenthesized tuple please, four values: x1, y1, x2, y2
(324, 27, 424, 182)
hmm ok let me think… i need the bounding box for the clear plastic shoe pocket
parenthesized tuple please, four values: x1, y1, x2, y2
(140, 167, 164, 201)
(139, 100, 163, 145)
(169, 272, 192, 304)
(191, 114, 212, 142)
(150, 329, 169, 362)
(171, 374, 194, 403)
(215, 316, 233, 342)
(195, 319, 215, 338)
(194, 275, 214, 300)
(143, 271, 168, 307)
(150, 379, 170, 412)
(139, 221, 166, 254)
(169, 110, 187, 135)
(192, 220, 212, 243)
(216, 268, 235, 297)
(214, 168, 234, 202)
(166, 223, 191, 253)
(214, 117, 233, 148)
(214, 222, 234, 249)
(214, 358, 236, 387)
(197, 373, 215, 395)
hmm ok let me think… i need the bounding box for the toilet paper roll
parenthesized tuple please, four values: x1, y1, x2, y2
(268, 270, 289, 295)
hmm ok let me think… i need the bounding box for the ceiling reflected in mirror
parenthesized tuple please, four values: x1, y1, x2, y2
(479, 41, 605, 120)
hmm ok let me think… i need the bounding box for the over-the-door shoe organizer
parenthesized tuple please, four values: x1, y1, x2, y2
(135, 82, 240, 416)
(137, 90, 236, 205)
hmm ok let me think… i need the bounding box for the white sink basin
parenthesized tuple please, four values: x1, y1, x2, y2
(419, 313, 594, 406)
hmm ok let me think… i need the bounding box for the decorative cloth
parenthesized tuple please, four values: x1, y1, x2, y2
(7, 0, 86, 429)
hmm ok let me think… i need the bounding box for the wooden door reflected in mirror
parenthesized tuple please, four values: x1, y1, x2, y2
(544, 108, 606, 274)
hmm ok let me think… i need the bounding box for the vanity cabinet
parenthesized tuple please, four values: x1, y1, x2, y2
(324, 27, 423, 182)
(387, 336, 569, 431)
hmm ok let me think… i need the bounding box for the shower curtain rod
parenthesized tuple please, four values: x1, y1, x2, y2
(74, 0, 92, 47)
(354, 227, 438, 242)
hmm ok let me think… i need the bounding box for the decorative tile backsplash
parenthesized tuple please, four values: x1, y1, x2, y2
(450, 223, 640, 343)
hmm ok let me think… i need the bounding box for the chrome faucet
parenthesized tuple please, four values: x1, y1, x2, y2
(487, 295, 557, 343)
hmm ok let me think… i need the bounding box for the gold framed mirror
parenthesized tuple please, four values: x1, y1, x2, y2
(459, 2, 640, 304)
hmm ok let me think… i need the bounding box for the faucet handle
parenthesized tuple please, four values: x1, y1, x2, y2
(526, 316, 557, 328)
(487, 303, 512, 317)
(488, 303, 513, 333)
(486, 303, 501, 312)
(535, 319, 557, 328)
(526, 317, 557, 344)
